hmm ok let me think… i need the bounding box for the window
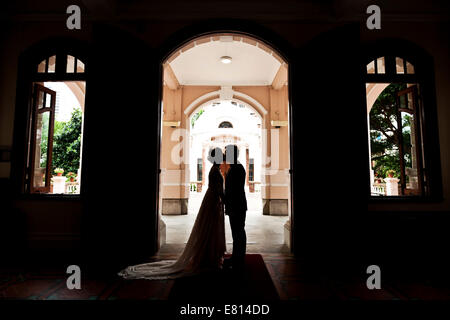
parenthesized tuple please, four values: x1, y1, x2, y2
(366, 56, 426, 197)
(65, 55, 85, 73)
(395, 57, 415, 74)
(27, 53, 86, 195)
(38, 54, 85, 74)
(197, 158, 203, 182)
(249, 158, 254, 182)
(366, 56, 386, 74)
(30, 84, 56, 193)
(218, 121, 233, 128)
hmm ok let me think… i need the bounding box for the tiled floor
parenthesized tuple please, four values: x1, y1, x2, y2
(2, 186, 450, 301)
(3, 253, 450, 300)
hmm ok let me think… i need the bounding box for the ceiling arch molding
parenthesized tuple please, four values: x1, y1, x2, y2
(166, 33, 285, 65)
(184, 88, 267, 118)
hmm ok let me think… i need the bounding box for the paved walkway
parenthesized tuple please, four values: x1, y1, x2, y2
(161, 191, 289, 252)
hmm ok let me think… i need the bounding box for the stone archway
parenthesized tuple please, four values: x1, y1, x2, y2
(186, 97, 263, 201)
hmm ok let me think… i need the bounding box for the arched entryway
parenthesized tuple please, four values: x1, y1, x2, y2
(187, 98, 264, 205)
(157, 32, 292, 253)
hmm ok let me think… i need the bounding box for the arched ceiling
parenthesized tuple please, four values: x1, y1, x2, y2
(168, 36, 282, 86)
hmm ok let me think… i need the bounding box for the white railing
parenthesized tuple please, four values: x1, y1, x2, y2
(65, 181, 80, 194)
(189, 182, 203, 193)
(371, 182, 386, 196)
(250, 181, 261, 193)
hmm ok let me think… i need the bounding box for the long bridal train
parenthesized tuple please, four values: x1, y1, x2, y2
(118, 149, 226, 280)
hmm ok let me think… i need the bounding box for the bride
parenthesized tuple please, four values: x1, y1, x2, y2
(118, 147, 226, 280)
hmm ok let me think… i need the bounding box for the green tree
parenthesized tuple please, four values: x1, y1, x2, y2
(40, 112, 50, 168)
(369, 83, 412, 178)
(191, 109, 204, 128)
(51, 108, 82, 175)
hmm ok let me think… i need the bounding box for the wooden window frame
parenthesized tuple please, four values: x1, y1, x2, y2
(15, 50, 88, 197)
(28, 84, 56, 194)
(395, 85, 425, 196)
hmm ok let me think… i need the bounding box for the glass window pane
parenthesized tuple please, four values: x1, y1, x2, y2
(67, 55, 75, 73)
(33, 112, 50, 188)
(197, 158, 202, 181)
(399, 94, 407, 109)
(407, 91, 414, 110)
(77, 59, 85, 73)
(401, 111, 420, 194)
(45, 93, 52, 108)
(367, 60, 375, 74)
(37, 90, 44, 109)
(396, 57, 405, 74)
(48, 55, 56, 73)
(406, 61, 415, 74)
(38, 60, 46, 73)
(376, 57, 385, 74)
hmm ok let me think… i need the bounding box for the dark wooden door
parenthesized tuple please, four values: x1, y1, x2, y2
(396, 85, 424, 196)
(290, 24, 367, 273)
(29, 84, 56, 194)
(83, 25, 161, 272)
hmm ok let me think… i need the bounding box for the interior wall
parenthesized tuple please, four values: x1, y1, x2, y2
(0, 23, 92, 173)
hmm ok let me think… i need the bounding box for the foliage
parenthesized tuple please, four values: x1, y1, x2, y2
(52, 108, 82, 175)
(191, 109, 204, 128)
(39, 113, 50, 167)
(372, 153, 401, 179)
(386, 169, 396, 177)
(369, 83, 412, 179)
(54, 167, 64, 174)
(66, 172, 77, 179)
(38, 106, 82, 181)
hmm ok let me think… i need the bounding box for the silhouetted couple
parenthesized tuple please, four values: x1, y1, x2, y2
(118, 144, 247, 280)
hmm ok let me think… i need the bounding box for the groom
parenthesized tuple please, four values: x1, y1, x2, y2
(224, 144, 248, 271)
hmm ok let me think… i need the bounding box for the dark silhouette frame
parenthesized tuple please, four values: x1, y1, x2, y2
(156, 20, 296, 252)
(11, 37, 89, 199)
(362, 38, 443, 203)
(10, 22, 443, 264)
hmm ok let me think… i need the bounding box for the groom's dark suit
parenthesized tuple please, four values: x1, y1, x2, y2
(225, 162, 248, 268)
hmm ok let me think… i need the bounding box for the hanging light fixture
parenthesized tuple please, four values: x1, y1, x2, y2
(220, 56, 232, 64)
(219, 35, 233, 64)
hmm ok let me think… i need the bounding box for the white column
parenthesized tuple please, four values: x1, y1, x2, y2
(385, 178, 399, 196)
(52, 176, 66, 194)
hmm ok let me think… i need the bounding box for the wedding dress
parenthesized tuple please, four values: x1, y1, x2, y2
(118, 164, 226, 280)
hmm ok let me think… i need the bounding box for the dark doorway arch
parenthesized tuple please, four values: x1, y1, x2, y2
(363, 38, 443, 201)
(218, 121, 233, 128)
(11, 37, 90, 196)
(156, 21, 296, 253)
